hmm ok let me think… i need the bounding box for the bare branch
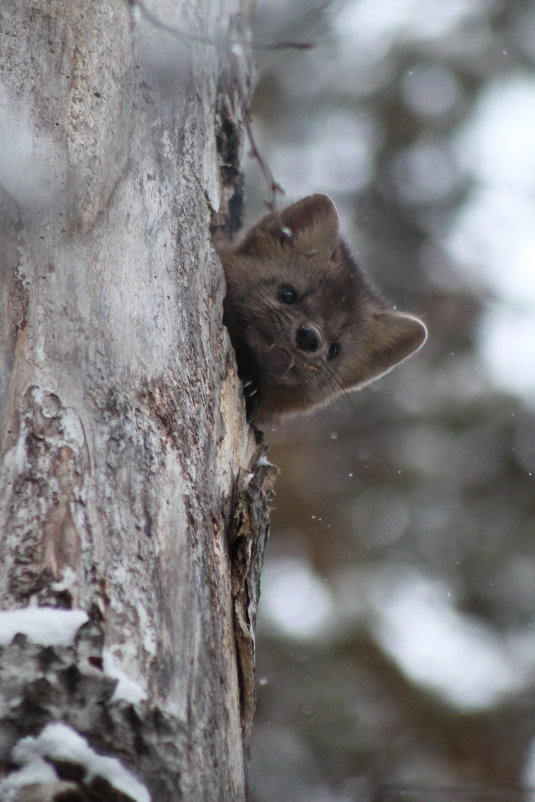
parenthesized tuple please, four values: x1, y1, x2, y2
(234, 77, 285, 215)
(129, 0, 314, 51)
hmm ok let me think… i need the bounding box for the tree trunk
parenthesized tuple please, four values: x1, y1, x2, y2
(0, 2, 274, 800)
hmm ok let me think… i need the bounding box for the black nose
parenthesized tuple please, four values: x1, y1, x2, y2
(296, 325, 320, 352)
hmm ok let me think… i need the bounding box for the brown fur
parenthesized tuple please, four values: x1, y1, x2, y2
(220, 194, 427, 422)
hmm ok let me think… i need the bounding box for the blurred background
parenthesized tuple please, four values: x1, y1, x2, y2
(243, 1, 535, 800)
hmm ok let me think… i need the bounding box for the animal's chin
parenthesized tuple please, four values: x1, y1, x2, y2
(264, 345, 294, 376)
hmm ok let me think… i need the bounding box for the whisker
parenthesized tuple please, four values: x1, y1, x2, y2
(323, 363, 360, 415)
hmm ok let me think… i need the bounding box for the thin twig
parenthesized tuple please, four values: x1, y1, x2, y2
(234, 78, 285, 215)
(235, 75, 316, 256)
(235, 71, 316, 255)
(129, 0, 314, 51)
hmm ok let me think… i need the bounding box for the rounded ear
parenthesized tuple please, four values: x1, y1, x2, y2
(378, 311, 428, 364)
(276, 194, 340, 245)
(236, 194, 340, 256)
(346, 312, 428, 390)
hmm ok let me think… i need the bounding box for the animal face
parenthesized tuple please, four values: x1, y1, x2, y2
(222, 195, 427, 421)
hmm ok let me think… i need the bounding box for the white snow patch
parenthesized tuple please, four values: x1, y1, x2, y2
(11, 723, 151, 802)
(103, 650, 147, 704)
(51, 567, 78, 593)
(0, 755, 57, 801)
(241, 471, 255, 489)
(0, 607, 88, 647)
(256, 454, 274, 468)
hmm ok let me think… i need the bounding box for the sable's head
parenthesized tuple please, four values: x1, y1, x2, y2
(222, 194, 427, 422)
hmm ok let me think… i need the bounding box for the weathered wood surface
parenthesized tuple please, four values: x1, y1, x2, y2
(0, 1, 272, 799)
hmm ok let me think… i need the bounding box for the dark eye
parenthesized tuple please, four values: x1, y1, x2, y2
(279, 286, 297, 304)
(328, 343, 340, 360)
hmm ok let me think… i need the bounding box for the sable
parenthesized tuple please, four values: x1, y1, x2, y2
(220, 194, 427, 422)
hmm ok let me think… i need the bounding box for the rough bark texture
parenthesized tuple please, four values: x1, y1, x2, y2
(0, 1, 274, 800)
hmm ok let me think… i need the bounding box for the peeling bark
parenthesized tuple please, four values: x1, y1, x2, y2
(0, 1, 270, 800)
